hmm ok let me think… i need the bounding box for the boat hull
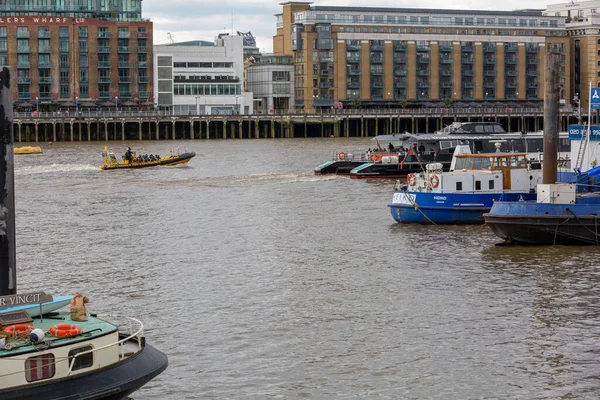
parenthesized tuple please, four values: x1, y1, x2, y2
(484, 200, 600, 245)
(0, 340, 168, 400)
(389, 191, 537, 224)
(314, 160, 364, 174)
(100, 152, 195, 170)
(350, 161, 450, 179)
(0, 295, 71, 317)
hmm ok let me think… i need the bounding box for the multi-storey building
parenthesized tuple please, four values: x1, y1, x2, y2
(154, 34, 253, 115)
(0, 0, 152, 107)
(274, 2, 569, 111)
(247, 54, 295, 113)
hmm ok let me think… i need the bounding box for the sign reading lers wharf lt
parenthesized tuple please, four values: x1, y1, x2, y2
(0, 17, 86, 24)
(0, 291, 53, 308)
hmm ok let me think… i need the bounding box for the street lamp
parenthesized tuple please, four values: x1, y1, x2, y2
(75, 96, 78, 116)
(115, 96, 118, 112)
(35, 96, 38, 116)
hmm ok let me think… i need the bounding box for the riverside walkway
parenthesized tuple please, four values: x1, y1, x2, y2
(12, 107, 583, 142)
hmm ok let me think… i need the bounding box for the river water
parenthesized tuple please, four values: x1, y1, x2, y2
(12, 138, 600, 399)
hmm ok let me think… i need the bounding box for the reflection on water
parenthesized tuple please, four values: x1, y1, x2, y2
(12, 140, 600, 399)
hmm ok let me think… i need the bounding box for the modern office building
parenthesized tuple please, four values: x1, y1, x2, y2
(274, 2, 569, 111)
(0, 0, 152, 107)
(247, 54, 294, 113)
(154, 34, 253, 115)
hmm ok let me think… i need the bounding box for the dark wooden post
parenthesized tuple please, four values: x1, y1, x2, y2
(543, 54, 560, 184)
(0, 67, 16, 295)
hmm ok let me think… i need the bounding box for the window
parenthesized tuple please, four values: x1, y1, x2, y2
(456, 182, 463, 191)
(68, 346, 93, 371)
(78, 27, 88, 38)
(489, 180, 495, 190)
(475, 180, 481, 190)
(25, 354, 56, 382)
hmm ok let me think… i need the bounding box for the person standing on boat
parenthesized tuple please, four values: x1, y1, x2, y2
(124, 147, 133, 164)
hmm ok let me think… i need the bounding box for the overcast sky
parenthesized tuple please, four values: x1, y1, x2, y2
(144, 0, 554, 53)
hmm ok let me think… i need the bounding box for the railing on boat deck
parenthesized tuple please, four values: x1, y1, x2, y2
(331, 150, 370, 162)
(66, 315, 144, 376)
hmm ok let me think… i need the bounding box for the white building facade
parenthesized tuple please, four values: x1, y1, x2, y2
(154, 34, 253, 115)
(544, 0, 600, 19)
(247, 55, 294, 114)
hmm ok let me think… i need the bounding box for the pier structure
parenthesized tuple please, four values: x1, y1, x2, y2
(12, 107, 585, 142)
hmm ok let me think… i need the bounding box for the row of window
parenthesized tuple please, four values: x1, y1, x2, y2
(173, 62, 234, 69)
(0, 26, 145, 37)
(173, 84, 242, 96)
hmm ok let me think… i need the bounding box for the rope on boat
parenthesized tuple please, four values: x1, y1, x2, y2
(402, 187, 438, 226)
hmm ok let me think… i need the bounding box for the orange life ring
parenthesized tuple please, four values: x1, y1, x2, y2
(3, 324, 34, 337)
(429, 174, 440, 188)
(407, 173, 417, 186)
(338, 152, 347, 161)
(49, 324, 83, 338)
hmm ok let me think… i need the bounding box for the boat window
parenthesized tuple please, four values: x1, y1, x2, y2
(455, 157, 466, 169)
(473, 157, 483, 170)
(456, 181, 463, 191)
(494, 125, 505, 133)
(474, 141, 484, 153)
(475, 180, 481, 190)
(475, 124, 485, 133)
(489, 180, 495, 190)
(484, 125, 494, 133)
(25, 354, 56, 382)
(482, 157, 491, 169)
(68, 346, 94, 371)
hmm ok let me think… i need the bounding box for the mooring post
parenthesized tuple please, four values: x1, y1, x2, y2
(543, 53, 560, 184)
(0, 67, 16, 295)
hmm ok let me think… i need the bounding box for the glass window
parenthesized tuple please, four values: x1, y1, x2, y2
(26, 354, 56, 382)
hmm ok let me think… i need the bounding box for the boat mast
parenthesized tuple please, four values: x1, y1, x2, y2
(0, 67, 16, 295)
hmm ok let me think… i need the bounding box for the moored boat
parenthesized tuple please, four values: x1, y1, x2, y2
(388, 144, 543, 224)
(14, 146, 42, 155)
(100, 146, 195, 170)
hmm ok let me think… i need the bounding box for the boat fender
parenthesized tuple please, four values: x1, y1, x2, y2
(30, 328, 45, 343)
(338, 152, 347, 161)
(49, 324, 83, 338)
(429, 174, 440, 188)
(408, 174, 417, 186)
(3, 324, 34, 337)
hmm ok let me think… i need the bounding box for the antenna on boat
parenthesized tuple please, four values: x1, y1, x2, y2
(0, 66, 16, 295)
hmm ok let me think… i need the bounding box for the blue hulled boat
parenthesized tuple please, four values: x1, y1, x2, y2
(388, 144, 544, 224)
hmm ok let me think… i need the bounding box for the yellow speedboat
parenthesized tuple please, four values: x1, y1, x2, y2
(14, 146, 42, 155)
(99, 146, 195, 170)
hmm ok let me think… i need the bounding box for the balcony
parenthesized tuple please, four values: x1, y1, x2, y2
(319, 82, 332, 89)
(17, 77, 30, 84)
(17, 46, 29, 53)
(118, 46, 130, 53)
(506, 70, 518, 76)
(370, 44, 383, 51)
(38, 45, 51, 53)
(483, 44, 496, 52)
(99, 91, 110, 98)
(484, 70, 496, 76)
(439, 58, 453, 64)
(138, 32, 149, 38)
(527, 58, 539, 65)
(371, 81, 384, 89)
(528, 83, 539, 88)
(347, 81, 360, 89)
(462, 58, 474, 64)
(38, 61, 51, 69)
(484, 58, 496, 64)
(138, 46, 149, 53)
(416, 57, 430, 64)
(346, 43, 361, 51)
(440, 70, 453, 77)
(98, 31, 111, 38)
(505, 82, 517, 88)
(526, 70, 539, 77)
(38, 30, 50, 39)
(462, 45, 474, 52)
(462, 70, 474, 76)
(98, 61, 111, 68)
(39, 77, 51, 83)
(393, 43, 407, 51)
(119, 77, 132, 83)
(98, 77, 111, 83)
(440, 82, 453, 88)
(371, 95, 384, 100)
(526, 45, 539, 53)
(439, 44, 453, 52)
(394, 69, 407, 76)
(347, 69, 361, 76)
(118, 31, 131, 38)
(463, 82, 475, 88)
(319, 56, 334, 62)
(505, 58, 517, 65)
(17, 61, 30, 68)
(417, 93, 429, 100)
(394, 81, 407, 88)
(17, 31, 29, 38)
(370, 56, 384, 64)
(416, 45, 430, 52)
(139, 61, 148, 68)
(417, 82, 430, 89)
(347, 56, 361, 63)
(484, 82, 497, 88)
(370, 70, 384, 76)
(394, 57, 406, 64)
(118, 61, 131, 68)
(98, 46, 110, 53)
(417, 70, 430, 76)
(314, 97, 334, 107)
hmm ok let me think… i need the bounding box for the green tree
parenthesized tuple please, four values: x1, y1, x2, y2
(399, 100, 408, 109)
(442, 98, 452, 107)
(351, 99, 362, 109)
